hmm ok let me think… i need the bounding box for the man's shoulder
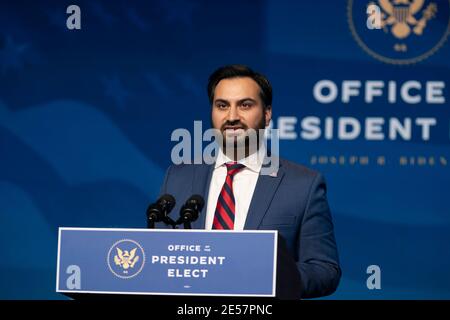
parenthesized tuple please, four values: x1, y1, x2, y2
(279, 158, 323, 182)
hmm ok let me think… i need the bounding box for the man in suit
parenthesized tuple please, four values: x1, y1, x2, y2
(159, 65, 341, 299)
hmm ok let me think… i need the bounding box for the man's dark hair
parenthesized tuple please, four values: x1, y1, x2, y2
(207, 64, 272, 109)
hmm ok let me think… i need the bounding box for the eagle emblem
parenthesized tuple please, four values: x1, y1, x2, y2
(107, 239, 145, 279)
(348, 0, 448, 64)
(113, 247, 140, 272)
(375, 0, 437, 39)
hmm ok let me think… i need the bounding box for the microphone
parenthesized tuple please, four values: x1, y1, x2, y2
(178, 195, 205, 229)
(146, 194, 176, 228)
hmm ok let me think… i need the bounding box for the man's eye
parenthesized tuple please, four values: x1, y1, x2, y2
(217, 104, 227, 109)
(241, 103, 252, 108)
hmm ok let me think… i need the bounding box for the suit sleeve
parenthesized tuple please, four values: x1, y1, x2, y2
(159, 165, 173, 196)
(296, 173, 341, 298)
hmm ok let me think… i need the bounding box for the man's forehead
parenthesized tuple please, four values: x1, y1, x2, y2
(214, 77, 261, 100)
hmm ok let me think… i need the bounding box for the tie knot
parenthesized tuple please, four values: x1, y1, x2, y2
(225, 162, 245, 176)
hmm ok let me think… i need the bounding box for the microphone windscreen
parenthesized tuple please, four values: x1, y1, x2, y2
(159, 194, 176, 211)
(189, 194, 205, 210)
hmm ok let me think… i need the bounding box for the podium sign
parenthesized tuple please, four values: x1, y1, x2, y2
(56, 228, 277, 297)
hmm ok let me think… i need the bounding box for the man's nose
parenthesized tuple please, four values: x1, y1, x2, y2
(227, 105, 239, 122)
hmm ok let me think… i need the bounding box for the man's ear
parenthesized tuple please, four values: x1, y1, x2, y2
(265, 105, 272, 127)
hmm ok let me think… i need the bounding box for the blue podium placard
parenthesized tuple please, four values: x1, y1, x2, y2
(56, 228, 277, 297)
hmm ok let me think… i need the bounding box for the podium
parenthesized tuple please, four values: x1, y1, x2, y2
(56, 228, 302, 300)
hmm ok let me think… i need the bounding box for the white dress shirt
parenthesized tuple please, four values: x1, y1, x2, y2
(205, 148, 263, 230)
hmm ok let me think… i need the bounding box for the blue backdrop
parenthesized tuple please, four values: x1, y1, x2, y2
(0, 0, 449, 299)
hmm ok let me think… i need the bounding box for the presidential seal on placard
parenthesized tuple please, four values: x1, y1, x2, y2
(107, 239, 146, 279)
(348, 0, 450, 64)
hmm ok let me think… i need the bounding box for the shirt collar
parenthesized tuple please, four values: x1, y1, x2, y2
(215, 146, 265, 173)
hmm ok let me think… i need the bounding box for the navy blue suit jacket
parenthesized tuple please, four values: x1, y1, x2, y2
(159, 158, 341, 299)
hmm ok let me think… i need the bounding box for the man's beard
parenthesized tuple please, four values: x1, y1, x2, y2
(211, 115, 266, 160)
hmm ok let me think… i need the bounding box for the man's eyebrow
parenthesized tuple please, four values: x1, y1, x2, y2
(237, 98, 257, 104)
(213, 98, 229, 104)
(213, 97, 257, 104)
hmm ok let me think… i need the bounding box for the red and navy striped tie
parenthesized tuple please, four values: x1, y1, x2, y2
(212, 162, 246, 230)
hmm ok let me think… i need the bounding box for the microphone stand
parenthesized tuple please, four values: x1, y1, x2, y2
(175, 214, 194, 229)
(147, 219, 155, 229)
(163, 215, 178, 229)
(146, 209, 177, 229)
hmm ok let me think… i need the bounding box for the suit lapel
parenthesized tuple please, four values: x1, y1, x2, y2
(244, 161, 285, 230)
(191, 164, 214, 229)
(189, 159, 285, 230)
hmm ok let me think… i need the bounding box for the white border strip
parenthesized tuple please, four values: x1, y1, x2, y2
(59, 227, 278, 233)
(272, 231, 278, 297)
(55, 227, 62, 293)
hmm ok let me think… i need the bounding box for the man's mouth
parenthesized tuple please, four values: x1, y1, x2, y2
(223, 126, 244, 130)
(222, 126, 246, 137)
